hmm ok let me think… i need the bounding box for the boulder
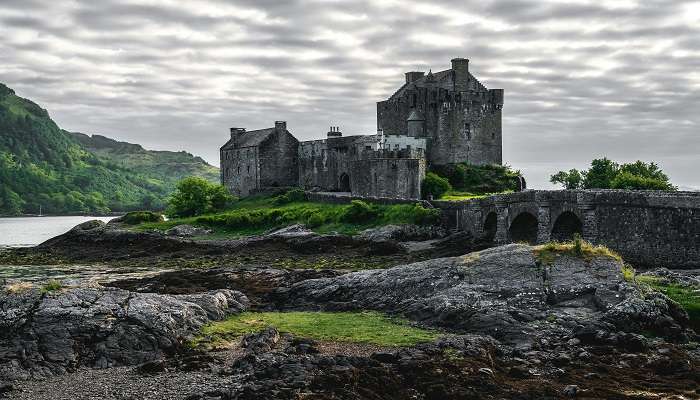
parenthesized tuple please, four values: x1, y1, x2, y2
(358, 224, 448, 242)
(0, 284, 248, 381)
(274, 244, 694, 344)
(165, 225, 213, 237)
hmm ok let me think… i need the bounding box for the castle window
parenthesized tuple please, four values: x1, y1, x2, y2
(247, 165, 250, 174)
(464, 123, 471, 140)
(237, 166, 240, 174)
(411, 93, 416, 108)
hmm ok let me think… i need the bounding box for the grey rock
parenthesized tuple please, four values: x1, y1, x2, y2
(563, 384, 578, 397)
(264, 224, 314, 239)
(358, 224, 448, 242)
(165, 225, 213, 237)
(0, 285, 248, 381)
(274, 244, 693, 343)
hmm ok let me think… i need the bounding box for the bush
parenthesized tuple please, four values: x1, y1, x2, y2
(421, 172, 452, 199)
(340, 200, 379, 223)
(272, 188, 306, 206)
(610, 171, 676, 191)
(166, 177, 236, 217)
(431, 163, 521, 194)
(119, 210, 164, 225)
(41, 279, 62, 293)
(411, 203, 442, 225)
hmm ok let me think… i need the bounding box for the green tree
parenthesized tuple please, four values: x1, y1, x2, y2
(550, 169, 583, 189)
(166, 176, 235, 217)
(610, 171, 676, 190)
(582, 158, 619, 189)
(551, 158, 676, 191)
(421, 172, 452, 199)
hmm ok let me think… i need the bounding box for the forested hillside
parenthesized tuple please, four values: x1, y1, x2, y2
(0, 83, 218, 216)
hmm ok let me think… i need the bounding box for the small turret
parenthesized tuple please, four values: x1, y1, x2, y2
(275, 121, 287, 133)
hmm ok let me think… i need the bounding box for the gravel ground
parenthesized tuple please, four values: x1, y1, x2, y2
(4, 340, 392, 400)
(6, 367, 233, 400)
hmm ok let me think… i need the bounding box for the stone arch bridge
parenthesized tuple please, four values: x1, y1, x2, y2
(433, 190, 700, 269)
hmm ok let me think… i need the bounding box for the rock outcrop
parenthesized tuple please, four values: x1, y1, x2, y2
(275, 244, 695, 344)
(0, 285, 248, 381)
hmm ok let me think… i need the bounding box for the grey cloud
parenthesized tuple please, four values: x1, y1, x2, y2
(0, 0, 698, 190)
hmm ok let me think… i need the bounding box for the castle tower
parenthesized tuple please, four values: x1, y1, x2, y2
(376, 57, 503, 166)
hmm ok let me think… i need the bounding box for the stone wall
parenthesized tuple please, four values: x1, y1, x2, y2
(221, 146, 259, 197)
(259, 129, 299, 188)
(433, 190, 700, 269)
(349, 158, 425, 199)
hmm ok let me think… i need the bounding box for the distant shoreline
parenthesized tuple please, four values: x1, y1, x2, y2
(0, 213, 124, 218)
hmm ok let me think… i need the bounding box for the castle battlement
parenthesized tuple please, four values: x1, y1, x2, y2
(221, 57, 502, 199)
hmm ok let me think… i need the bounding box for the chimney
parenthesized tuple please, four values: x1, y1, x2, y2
(405, 71, 425, 83)
(275, 121, 287, 133)
(230, 127, 245, 140)
(451, 58, 469, 92)
(327, 126, 342, 138)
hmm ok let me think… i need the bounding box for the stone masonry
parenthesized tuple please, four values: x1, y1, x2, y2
(433, 190, 700, 269)
(220, 58, 503, 199)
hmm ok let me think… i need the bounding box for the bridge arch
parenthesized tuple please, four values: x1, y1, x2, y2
(551, 211, 583, 242)
(508, 211, 538, 244)
(483, 212, 497, 242)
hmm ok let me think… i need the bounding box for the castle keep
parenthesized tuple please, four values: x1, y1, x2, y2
(220, 58, 504, 198)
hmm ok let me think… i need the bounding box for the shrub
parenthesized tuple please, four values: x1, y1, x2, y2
(610, 171, 676, 191)
(41, 279, 62, 293)
(272, 188, 306, 206)
(119, 211, 164, 225)
(340, 200, 379, 223)
(411, 203, 442, 225)
(166, 177, 236, 217)
(431, 163, 521, 194)
(421, 172, 452, 199)
(306, 213, 326, 228)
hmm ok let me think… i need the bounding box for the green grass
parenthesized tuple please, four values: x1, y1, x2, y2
(40, 279, 62, 293)
(636, 275, 700, 333)
(138, 195, 441, 238)
(191, 311, 441, 348)
(533, 235, 622, 265)
(439, 191, 511, 201)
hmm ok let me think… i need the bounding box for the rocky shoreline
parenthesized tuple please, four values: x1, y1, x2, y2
(0, 221, 698, 399)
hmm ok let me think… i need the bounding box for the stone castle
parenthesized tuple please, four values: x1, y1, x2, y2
(220, 58, 504, 198)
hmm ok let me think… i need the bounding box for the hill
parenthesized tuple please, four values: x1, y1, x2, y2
(68, 132, 218, 185)
(0, 83, 218, 216)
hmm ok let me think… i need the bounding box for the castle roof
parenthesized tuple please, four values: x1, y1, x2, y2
(388, 68, 488, 101)
(220, 127, 276, 150)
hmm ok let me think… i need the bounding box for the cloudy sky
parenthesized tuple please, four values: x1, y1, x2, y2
(1, 0, 699, 189)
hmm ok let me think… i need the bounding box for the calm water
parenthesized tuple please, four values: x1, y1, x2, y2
(0, 216, 116, 247)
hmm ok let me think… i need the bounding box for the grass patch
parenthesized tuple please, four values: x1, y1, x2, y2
(440, 191, 508, 201)
(635, 275, 700, 333)
(4, 281, 33, 294)
(191, 311, 441, 348)
(138, 193, 441, 238)
(534, 235, 622, 265)
(40, 279, 62, 293)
